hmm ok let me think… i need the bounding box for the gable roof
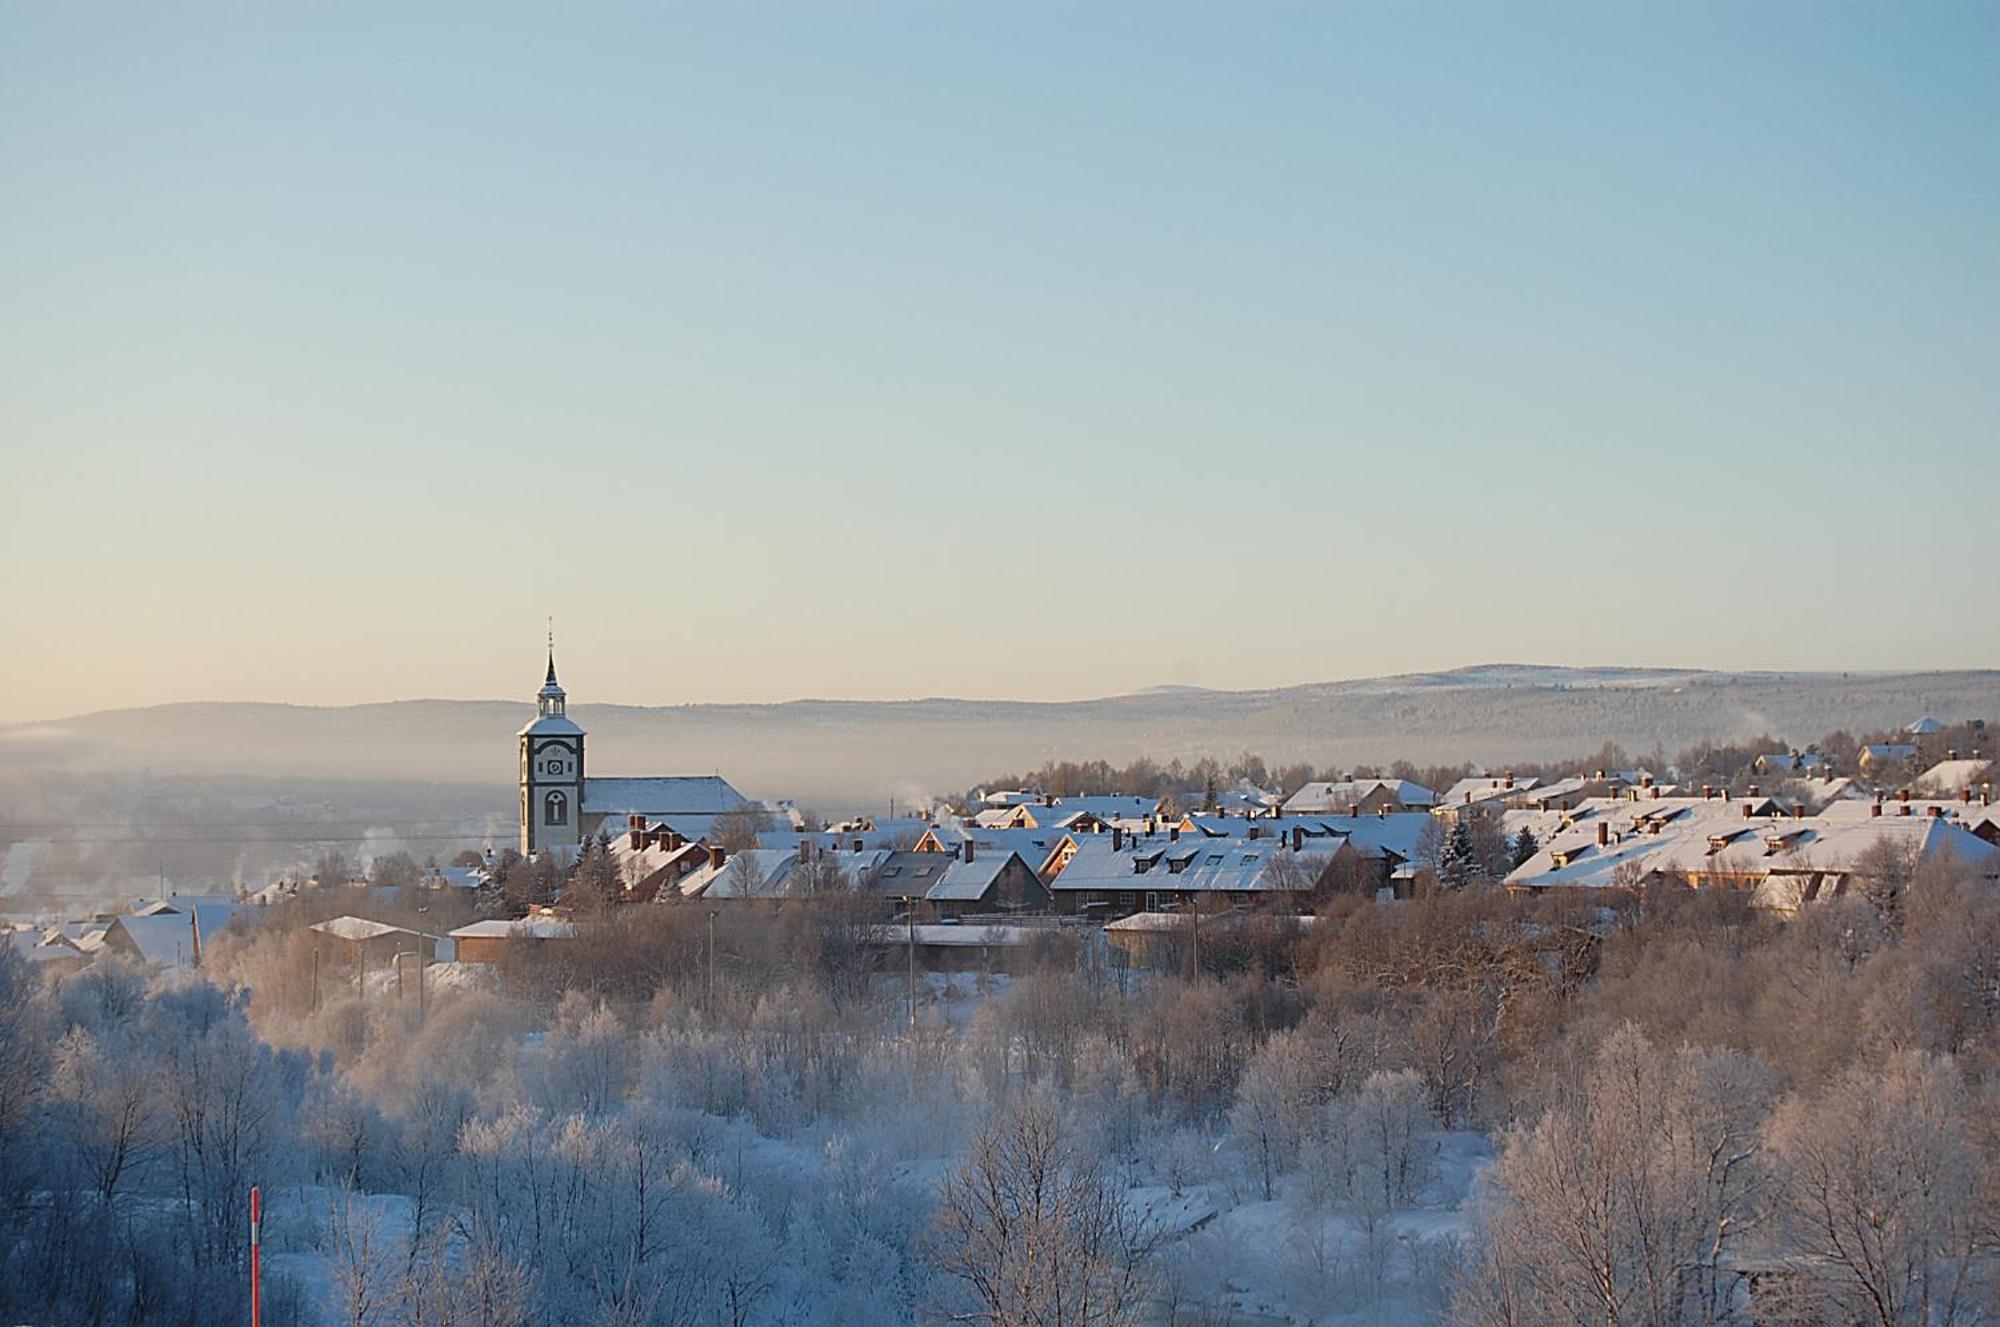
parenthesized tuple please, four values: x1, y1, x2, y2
(582, 776, 750, 817)
(1283, 779, 1438, 812)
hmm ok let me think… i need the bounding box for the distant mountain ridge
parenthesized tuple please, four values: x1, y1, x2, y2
(6, 665, 1996, 809)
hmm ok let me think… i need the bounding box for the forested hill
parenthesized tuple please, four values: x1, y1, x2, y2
(6, 665, 1998, 808)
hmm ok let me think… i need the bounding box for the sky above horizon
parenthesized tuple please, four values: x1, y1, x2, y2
(2, 3, 1996, 723)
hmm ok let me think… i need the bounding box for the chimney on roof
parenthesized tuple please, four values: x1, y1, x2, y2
(1248, 824, 1262, 840)
(1949, 748, 1959, 761)
(708, 846, 726, 870)
(629, 827, 644, 850)
(1749, 784, 1761, 798)
(1505, 771, 1515, 789)
(1170, 825, 1180, 842)
(1963, 788, 1973, 804)
(1597, 821, 1609, 847)
(1466, 791, 1473, 804)
(1650, 786, 1661, 800)
(1929, 805, 1944, 819)
(1349, 803, 1361, 819)
(1900, 804, 1912, 818)
(1900, 788, 1911, 804)
(667, 831, 683, 851)
(1376, 805, 1386, 818)
(1292, 826, 1305, 852)
(1641, 773, 1653, 789)
(963, 839, 975, 864)
(628, 814, 644, 830)
(1112, 827, 1124, 852)
(798, 840, 812, 864)
(1793, 804, 1804, 820)
(853, 838, 864, 853)
(1701, 785, 1712, 800)
(1871, 802, 1882, 818)
(1742, 802, 1754, 820)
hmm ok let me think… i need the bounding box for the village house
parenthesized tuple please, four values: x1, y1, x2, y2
(449, 916, 580, 965)
(874, 845, 1052, 920)
(307, 915, 445, 972)
(1046, 831, 1343, 920)
(1283, 778, 1438, 816)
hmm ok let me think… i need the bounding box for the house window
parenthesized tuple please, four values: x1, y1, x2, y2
(544, 790, 568, 826)
(1121, 892, 1137, 908)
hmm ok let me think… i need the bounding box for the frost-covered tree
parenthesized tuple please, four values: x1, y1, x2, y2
(1763, 1052, 1998, 1327)
(1450, 1026, 1775, 1327)
(929, 1097, 1158, 1326)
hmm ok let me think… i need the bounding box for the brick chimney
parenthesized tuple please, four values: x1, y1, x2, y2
(963, 839, 976, 864)
(708, 846, 726, 870)
(1111, 827, 1124, 851)
(1741, 802, 1754, 820)
(1871, 802, 1882, 818)
(1349, 803, 1361, 818)
(1291, 825, 1305, 852)
(1597, 821, 1609, 846)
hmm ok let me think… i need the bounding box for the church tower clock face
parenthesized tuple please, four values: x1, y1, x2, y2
(535, 744, 575, 780)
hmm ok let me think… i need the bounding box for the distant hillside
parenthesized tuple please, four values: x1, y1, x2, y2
(5, 665, 1997, 810)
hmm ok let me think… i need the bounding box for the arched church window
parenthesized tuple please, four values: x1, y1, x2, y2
(545, 790, 568, 826)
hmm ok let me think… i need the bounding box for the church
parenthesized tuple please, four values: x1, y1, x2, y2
(518, 652, 754, 857)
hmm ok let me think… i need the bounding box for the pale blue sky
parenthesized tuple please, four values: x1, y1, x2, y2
(2, 3, 1995, 721)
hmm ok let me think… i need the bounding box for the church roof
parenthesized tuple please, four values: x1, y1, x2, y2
(518, 712, 585, 738)
(583, 775, 750, 817)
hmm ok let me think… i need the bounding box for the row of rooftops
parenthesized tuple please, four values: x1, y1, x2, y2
(1502, 793, 2000, 900)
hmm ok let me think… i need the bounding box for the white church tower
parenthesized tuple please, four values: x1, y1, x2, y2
(519, 649, 585, 857)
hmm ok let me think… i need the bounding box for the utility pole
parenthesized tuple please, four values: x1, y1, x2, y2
(1189, 897, 1200, 980)
(311, 948, 321, 1013)
(249, 1185, 263, 1327)
(905, 899, 917, 1029)
(706, 909, 718, 1022)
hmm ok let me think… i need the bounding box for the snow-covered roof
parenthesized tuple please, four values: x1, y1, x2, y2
(108, 913, 203, 967)
(1283, 779, 1438, 813)
(1504, 803, 2000, 892)
(308, 916, 435, 944)
(860, 923, 1043, 948)
(874, 850, 1036, 902)
(582, 776, 749, 817)
(448, 917, 579, 940)
(516, 712, 585, 739)
(1441, 775, 1541, 808)
(1105, 910, 1325, 934)
(1907, 716, 1944, 735)
(1915, 758, 1991, 796)
(1860, 743, 1918, 762)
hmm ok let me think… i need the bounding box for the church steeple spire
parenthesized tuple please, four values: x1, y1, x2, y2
(537, 622, 567, 717)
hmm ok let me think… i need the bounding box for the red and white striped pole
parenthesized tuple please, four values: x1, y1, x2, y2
(249, 1185, 262, 1327)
